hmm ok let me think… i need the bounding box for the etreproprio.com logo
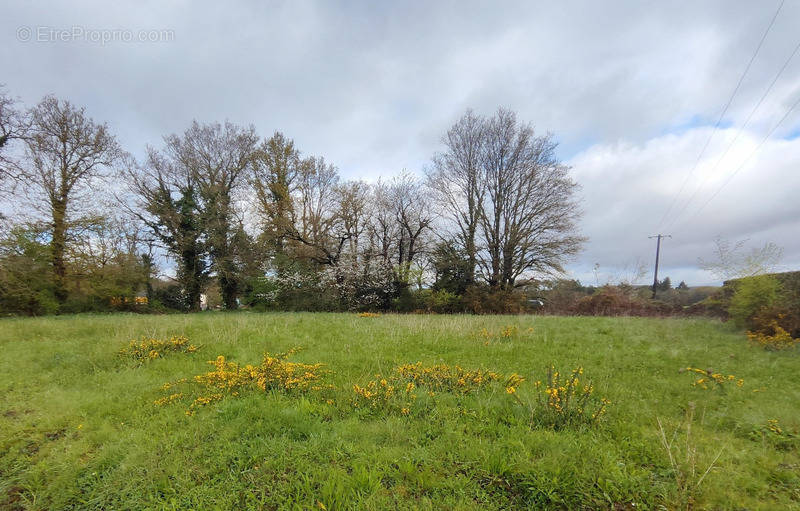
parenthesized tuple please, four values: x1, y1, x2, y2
(16, 25, 175, 44)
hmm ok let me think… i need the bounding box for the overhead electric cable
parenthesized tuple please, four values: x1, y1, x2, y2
(676, 90, 800, 226)
(665, 35, 800, 231)
(655, 0, 785, 230)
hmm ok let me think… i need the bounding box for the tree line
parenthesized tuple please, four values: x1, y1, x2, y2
(0, 87, 583, 315)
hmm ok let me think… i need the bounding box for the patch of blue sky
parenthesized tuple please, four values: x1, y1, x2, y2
(660, 113, 734, 137)
(781, 123, 800, 140)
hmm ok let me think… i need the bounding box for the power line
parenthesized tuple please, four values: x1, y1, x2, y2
(665, 35, 800, 231)
(655, 0, 785, 230)
(676, 90, 800, 227)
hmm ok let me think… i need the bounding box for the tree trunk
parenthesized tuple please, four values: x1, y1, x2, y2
(51, 198, 68, 305)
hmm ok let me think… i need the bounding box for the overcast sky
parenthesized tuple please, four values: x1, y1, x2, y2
(2, 0, 799, 286)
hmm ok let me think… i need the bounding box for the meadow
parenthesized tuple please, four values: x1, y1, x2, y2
(0, 313, 798, 510)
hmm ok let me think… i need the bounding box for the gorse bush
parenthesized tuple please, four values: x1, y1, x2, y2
(521, 366, 609, 428)
(393, 362, 507, 394)
(156, 348, 331, 414)
(570, 286, 677, 317)
(351, 362, 522, 414)
(351, 378, 417, 415)
(119, 335, 198, 362)
(746, 321, 799, 351)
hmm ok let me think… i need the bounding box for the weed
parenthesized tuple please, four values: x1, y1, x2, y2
(747, 419, 799, 451)
(656, 403, 725, 510)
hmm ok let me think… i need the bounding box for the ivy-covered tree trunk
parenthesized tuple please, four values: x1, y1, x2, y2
(50, 197, 68, 304)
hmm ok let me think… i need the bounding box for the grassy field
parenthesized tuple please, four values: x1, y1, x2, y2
(0, 313, 798, 510)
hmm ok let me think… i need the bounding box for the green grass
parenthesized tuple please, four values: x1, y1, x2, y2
(0, 313, 798, 510)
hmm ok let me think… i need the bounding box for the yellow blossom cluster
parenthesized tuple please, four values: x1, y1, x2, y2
(154, 392, 183, 406)
(119, 335, 198, 362)
(155, 348, 330, 415)
(766, 419, 782, 435)
(352, 378, 417, 411)
(746, 322, 799, 351)
(505, 373, 525, 395)
(682, 367, 744, 390)
(532, 366, 609, 425)
(394, 362, 503, 394)
(352, 362, 518, 413)
(357, 312, 381, 317)
(194, 350, 328, 395)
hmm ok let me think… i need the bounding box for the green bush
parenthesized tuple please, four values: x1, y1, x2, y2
(0, 226, 59, 316)
(728, 275, 781, 329)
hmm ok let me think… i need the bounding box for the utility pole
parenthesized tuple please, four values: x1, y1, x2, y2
(649, 234, 671, 299)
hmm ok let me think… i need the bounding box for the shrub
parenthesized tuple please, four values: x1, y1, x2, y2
(746, 321, 799, 351)
(570, 286, 676, 317)
(119, 335, 198, 362)
(351, 362, 518, 414)
(421, 289, 463, 313)
(393, 362, 506, 394)
(727, 275, 781, 329)
(523, 366, 610, 428)
(462, 286, 527, 314)
(156, 348, 331, 414)
(0, 226, 59, 316)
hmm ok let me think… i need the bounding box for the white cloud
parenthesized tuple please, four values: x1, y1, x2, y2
(568, 127, 800, 285)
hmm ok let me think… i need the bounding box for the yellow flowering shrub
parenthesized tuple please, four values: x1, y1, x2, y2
(352, 378, 417, 413)
(681, 367, 743, 390)
(746, 321, 799, 351)
(352, 362, 520, 414)
(394, 362, 504, 393)
(526, 366, 610, 427)
(119, 335, 198, 362)
(156, 348, 331, 414)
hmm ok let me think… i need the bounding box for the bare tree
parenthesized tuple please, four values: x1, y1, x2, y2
(478, 108, 583, 288)
(22, 96, 121, 304)
(389, 172, 434, 286)
(253, 137, 365, 268)
(287, 156, 343, 263)
(699, 237, 783, 282)
(283, 157, 366, 267)
(365, 180, 399, 268)
(426, 109, 485, 285)
(336, 180, 370, 265)
(0, 86, 29, 192)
